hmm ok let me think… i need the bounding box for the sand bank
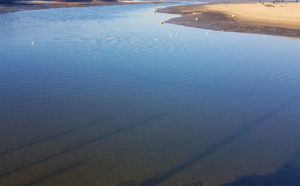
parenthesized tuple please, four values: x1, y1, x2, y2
(159, 2, 300, 38)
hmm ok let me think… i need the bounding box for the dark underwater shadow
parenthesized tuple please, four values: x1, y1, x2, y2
(222, 150, 300, 186)
(221, 164, 300, 186)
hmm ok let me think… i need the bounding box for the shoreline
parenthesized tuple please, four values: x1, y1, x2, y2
(158, 2, 300, 38)
(0, 0, 166, 14)
(1, 1, 300, 38)
(0, 2, 115, 14)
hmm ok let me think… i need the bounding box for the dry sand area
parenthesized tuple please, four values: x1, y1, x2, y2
(159, 2, 300, 38)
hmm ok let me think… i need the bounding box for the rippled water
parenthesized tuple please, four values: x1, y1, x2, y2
(0, 3, 300, 186)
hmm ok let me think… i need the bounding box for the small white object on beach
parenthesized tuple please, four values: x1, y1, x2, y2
(195, 18, 199, 21)
(232, 14, 235, 17)
(31, 42, 34, 45)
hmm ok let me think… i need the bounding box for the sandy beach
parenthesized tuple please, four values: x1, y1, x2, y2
(159, 2, 300, 38)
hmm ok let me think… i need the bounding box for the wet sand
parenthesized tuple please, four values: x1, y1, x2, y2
(158, 2, 300, 38)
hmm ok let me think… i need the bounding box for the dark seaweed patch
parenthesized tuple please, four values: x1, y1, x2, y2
(120, 180, 137, 186)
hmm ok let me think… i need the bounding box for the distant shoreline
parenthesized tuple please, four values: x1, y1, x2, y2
(0, 2, 110, 14)
(0, 0, 163, 14)
(158, 2, 300, 38)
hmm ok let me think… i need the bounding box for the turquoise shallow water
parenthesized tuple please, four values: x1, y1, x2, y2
(0, 3, 300, 186)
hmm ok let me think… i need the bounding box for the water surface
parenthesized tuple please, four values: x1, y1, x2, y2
(0, 4, 300, 186)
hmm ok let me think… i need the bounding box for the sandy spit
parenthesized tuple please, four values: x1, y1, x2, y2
(158, 2, 300, 38)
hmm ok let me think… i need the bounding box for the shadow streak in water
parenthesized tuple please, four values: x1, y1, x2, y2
(140, 97, 297, 186)
(0, 110, 171, 178)
(0, 117, 114, 156)
(24, 161, 84, 186)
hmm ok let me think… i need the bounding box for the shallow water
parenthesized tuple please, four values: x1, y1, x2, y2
(0, 3, 300, 186)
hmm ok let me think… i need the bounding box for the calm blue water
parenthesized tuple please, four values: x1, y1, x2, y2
(0, 4, 300, 186)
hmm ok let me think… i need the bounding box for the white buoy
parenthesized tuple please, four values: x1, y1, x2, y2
(195, 18, 199, 21)
(97, 32, 100, 34)
(170, 34, 172, 37)
(154, 38, 158, 41)
(31, 42, 34, 45)
(107, 37, 111, 40)
(175, 33, 178, 35)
